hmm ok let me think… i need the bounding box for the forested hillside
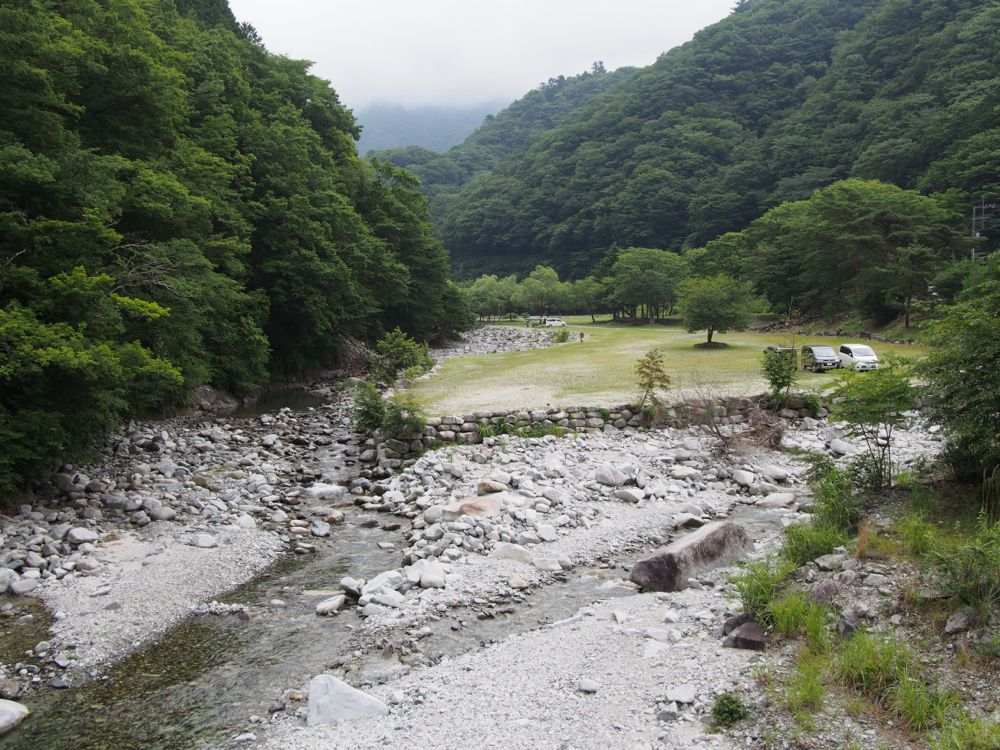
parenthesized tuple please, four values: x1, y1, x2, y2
(439, 0, 999, 278)
(372, 63, 636, 250)
(0, 0, 459, 491)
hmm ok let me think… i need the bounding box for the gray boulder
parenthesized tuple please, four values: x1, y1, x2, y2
(595, 464, 626, 487)
(307, 674, 389, 725)
(629, 521, 753, 592)
(0, 700, 29, 736)
(66, 527, 98, 545)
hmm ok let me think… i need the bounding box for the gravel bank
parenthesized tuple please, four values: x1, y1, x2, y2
(40, 524, 283, 672)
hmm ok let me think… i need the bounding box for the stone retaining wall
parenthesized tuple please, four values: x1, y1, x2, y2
(369, 396, 829, 470)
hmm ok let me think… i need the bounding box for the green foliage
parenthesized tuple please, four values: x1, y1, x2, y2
(372, 328, 434, 383)
(785, 655, 826, 715)
(554, 328, 570, 343)
(0, 1, 462, 490)
(812, 466, 862, 532)
(930, 714, 1000, 750)
(769, 591, 812, 638)
(919, 257, 1000, 473)
(515, 423, 567, 439)
(607, 247, 688, 322)
(761, 348, 798, 400)
(769, 592, 830, 653)
(0, 276, 182, 495)
(634, 348, 671, 408)
(782, 522, 849, 567)
(889, 675, 954, 733)
(679, 275, 754, 345)
(380, 395, 426, 438)
(832, 632, 914, 703)
(352, 381, 386, 433)
(833, 361, 916, 489)
(709, 692, 748, 728)
(898, 513, 937, 557)
(801, 394, 822, 414)
(931, 513, 1000, 620)
(729, 558, 792, 627)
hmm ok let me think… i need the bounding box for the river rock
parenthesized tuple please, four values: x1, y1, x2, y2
(440, 495, 502, 520)
(829, 439, 855, 456)
(315, 595, 347, 616)
(305, 484, 347, 500)
(419, 560, 446, 589)
(665, 684, 696, 704)
(9, 578, 38, 596)
(66, 527, 98, 545)
(0, 569, 17, 594)
(944, 606, 974, 635)
(192, 533, 217, 549)
(0, 700, 29, 736)
(724, 622, 769, 651)
(594, 464, 626, 487)
(628, 521, 753, 592)
(756, 492, 796, 509)
(490, 542, 534, 564)
(306, 674, 389, 725)
(731, 470, 755, 487)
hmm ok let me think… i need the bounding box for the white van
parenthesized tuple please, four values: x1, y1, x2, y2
(838, 343, 880, 371)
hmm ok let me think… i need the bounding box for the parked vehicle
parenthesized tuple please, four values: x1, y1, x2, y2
(838, 343, 880, 371)
(800, 344, 842, 372)
(542, 317, 567, 327)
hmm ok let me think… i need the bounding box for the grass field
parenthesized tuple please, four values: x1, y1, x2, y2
(410, 317, 924, 414)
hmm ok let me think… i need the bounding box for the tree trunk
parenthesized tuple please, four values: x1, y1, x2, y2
(707, 328, 715, 344)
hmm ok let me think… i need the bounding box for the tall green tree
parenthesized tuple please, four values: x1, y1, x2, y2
(607, 247, 688, 322)
(679, 274, 754, 345)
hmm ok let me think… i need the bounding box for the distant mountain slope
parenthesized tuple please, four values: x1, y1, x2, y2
(372, 63, 637, 233)
(355, 102, 505, 155)
(437, 0, 999, 278)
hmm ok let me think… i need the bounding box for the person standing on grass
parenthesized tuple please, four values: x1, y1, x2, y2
(579, 332, 584, 343)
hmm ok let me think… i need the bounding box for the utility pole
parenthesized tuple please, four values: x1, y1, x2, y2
(971, 196, 997, 260)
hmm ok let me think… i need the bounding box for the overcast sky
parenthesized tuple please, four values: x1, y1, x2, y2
(227, 0, 735, 110)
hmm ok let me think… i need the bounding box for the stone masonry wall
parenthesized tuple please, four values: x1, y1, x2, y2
(370, 396, 830, 471)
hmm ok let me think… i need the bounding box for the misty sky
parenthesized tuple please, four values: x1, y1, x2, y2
(227, 0, 735, 110)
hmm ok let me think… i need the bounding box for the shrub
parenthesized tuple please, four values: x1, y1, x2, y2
(889, 674, 954, 732)
(801, 393, 822, 414)
(770, 592, 831, 652)
(554, 328, 570, 343)
(782, 522, 848, 567)
(371, 328, 433, 383)
(380, 394, 426, 438)
(710, 692, 748, 728)
(812, 466, 861, 532)
(729, 558, 791, 627)
(832, 632, 913, 702)
(931, 513, 1000, 620)
(770, 591, 811, 638)
(785, 654, 826, 715)
(833, 361, 916, 489)
(931, 714, 1000, 750)
(352, 381, 386, 433)
(761, 348, 797, 401)
(634, 347, 671, 408)
(802, 602, 832, 655)
(898, 513, 937, 557)
(477, 423, 495, 438)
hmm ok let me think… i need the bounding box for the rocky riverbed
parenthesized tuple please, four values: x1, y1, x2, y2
(0, 331, 948, 748)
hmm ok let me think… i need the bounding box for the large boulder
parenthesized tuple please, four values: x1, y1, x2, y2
(306, 674, 389, 725)
(628, 521, 753, 592)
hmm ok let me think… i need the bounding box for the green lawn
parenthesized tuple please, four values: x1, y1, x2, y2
(410, 317, 924, 414)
